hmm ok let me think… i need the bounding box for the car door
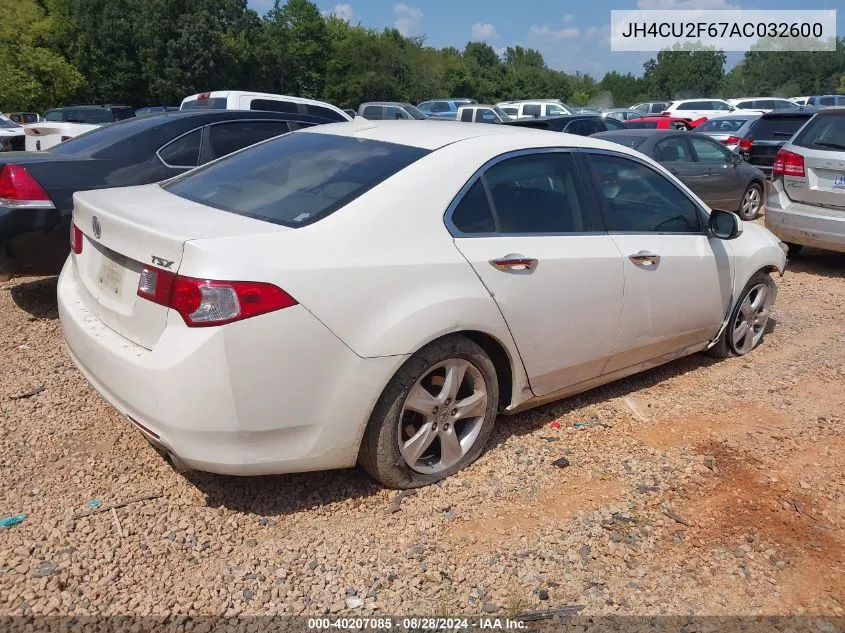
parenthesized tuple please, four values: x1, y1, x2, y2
(448, 150, 624, 397)
(688, 135, 744, 208)
(653, 134, 706, 195)
(583, 150, 732, 372)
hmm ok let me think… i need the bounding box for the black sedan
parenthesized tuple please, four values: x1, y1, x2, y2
(0, 110, 331, 276)
(592, 129, 767, 220)
(503, 114, 628, 136)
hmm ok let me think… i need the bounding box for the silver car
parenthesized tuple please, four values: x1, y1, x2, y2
(765, 107, 845, 254)
(695, 113, 761, 152)
(601, 108, 642, 122)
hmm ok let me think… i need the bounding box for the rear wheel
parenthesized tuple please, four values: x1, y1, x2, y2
(707, 272, 775, 358)
(359, 336, 499, 489)
(738, 182, 763, 221)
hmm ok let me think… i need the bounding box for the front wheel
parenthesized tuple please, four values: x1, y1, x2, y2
(738, 182, 763, 221)
(359, 336, 499, 489)
(707, 272, 775, 358)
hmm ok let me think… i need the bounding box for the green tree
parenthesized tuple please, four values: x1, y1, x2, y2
(264, 0, 329, 98)
(0, 0, 85, 111)
(599, 71, 645, 107)
(642, 43, 727, 99)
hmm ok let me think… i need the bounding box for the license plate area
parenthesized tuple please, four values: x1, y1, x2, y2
(98, 250, 126, 297)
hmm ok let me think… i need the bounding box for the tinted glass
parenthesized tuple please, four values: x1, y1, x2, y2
(164, 133, 430, 227)
(502, 106, 518, 116)
(547, 104, 568, 116)
(819, 96, 835, 106)
(250, 99, 297, 114)
(64, 108, 114, 124)
(483, 153, 591, 233)
(306, 104, 346, 121)
(431, 102, 450, 113)
(460, 109, 474, 122)
(736, 101, 754, 109)
(402, 104, 427, 120)
(594, 134, 648, 149)
(478, 109, 499, 124)
(181, 97, 227, 110)
(51, 115, 173, 157)
(451, 180, 495, 233)
(523, 104, 541, 117)
(713, 101, 733, 111)
(0, 117, 19, 129)
(750, 114, 812, 140)
(651, 102, 669, 113)
(158, 128, 202, 167)
(112, 107, 135, 121)
(588, 153, 701, 233)
(362, 106, 383, 119)
(697, 118, 747, 132)
(567, 119, 603, 136)
(792, 113, 845, 151)
(690, 136, 731, 163)
(626, 121, 658, 129)
(676, 102, 698, 110)
(205, 120, 288, 161)
(655, 137, 691, 162)
(772, 100, 794, 110)
(45, 110, 63, 122)
(604, 118, 627, 130)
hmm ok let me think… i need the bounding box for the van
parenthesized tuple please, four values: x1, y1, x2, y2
(180, 91, 351, 122)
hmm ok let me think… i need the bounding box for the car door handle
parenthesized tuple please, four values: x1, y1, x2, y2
(489, 255, 538, 272)
(628, 251, 661, 266)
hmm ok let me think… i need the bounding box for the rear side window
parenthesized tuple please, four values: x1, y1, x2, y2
(451, 180, 495, 233)
(111, 107, 135, 121)
(523, 104, 541, 117)
(792, 113, 845, 151)
(750, 115, 812, 140)
(305, 104, 346, 121)
(655, 137, 691, 162)
(182, 97, 228, 110)
(163, 133, 430, 227)
(460, 109, 473, 122)
(204, 120, 289, 162)
(158, 128, 202, 168)
(362, 106, 383, 120)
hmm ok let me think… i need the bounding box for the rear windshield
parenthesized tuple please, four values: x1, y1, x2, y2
(182, 97, 228, 110)
(749, 114, 813, 140)
(595, 134, 648, 149)
(51, 115, 169, 156)
(696, 118, 748, 132)
(63, 108, 116, 124)
(163, 132, 431, 227)
(626, 121, 658, 129)
(791, 113, 845, 151)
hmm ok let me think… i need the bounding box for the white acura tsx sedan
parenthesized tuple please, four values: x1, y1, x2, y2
(57, 120, 788, 488)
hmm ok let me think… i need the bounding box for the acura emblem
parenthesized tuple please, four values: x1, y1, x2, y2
(92, 216, 101, 239)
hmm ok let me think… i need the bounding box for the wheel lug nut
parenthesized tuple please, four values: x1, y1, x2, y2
(433, 406, 439, 414)
(445, 398, 451, 405)
(451, 409, 457, 416)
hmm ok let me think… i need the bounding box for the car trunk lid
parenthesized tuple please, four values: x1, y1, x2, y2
(71, 184, 290, 349)
(784, 147, 845, 210)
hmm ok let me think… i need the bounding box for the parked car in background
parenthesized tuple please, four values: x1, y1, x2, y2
(416, 99, 477, 119)
(0, 116, 26, 152)
(0, 110, 331, 277)
(57, 120, 786, 488)
(601, 108, 642, 122)
(571, 107, 600, 114)
(7, 112, 41, 125)
(663, 99, 739, 121)
(593, 129, 767, 220)
(504, 114, 627, 135)
(738, 109, 817, 179)
(631, 101, 671, 115)
(790, 97, 812, 106)
(135, 106, 180, 117)
(695, 113, 761, 152)
(496, 100, 573, 119)
(728, 98, 797, 113)
(358, 102, 427, 120)
(457, 105, 510, 124)
(807, 95, 845, 109)
(24, 105, 135, 151)
(180, 90, 351, 122)
(624, 115, 701, 130)
(766, 107, 845, 254)
(343, 109, 357, 119)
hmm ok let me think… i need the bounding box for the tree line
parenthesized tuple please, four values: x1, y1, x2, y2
(3, 0, 845, 113)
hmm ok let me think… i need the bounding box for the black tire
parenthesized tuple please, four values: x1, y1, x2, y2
(785, 243, 803, 256)
(738, 182, 763, 221)
(706, 271, 775, 358)
(358, 335, 499, 489)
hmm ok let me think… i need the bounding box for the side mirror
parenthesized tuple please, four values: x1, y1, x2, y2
(709, 209, 744, 239)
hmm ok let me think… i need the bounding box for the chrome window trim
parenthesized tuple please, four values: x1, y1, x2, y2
(444, 147, 604, 238)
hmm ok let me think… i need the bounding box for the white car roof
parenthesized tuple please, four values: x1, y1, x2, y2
(298, 119, 638, 154)
(180, 91, 348, 116)
(669, 98, 730, 105)
(728, 97, 793, 104)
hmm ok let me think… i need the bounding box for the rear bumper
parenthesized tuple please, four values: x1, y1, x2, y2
(765, 187, 845, 254)
(0, 205, 70, 275)
(57, 260, 406, 475)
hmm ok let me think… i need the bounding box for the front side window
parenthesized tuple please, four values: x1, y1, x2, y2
(430, 102, 450, 113)
(481, 153, 592, 234)
(689, 136, 731, 164)
(587, 153, 702, 233)
(362, 106, 383, 120)
(403, 104, 427, 120)
(164, 133, 430, 228)
(546, 104, 568, 116)
(478, 109, 498, 123)
(204, 120, 289, 162)
(654, 137, 691, 162)
(158, 128, 202, 168)
(384, 106, 409, 120)
(460, 109, 474, 122)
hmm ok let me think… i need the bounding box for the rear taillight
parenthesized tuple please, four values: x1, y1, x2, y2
(739, 137, 753, 152)
(71, 223, 83, 254)
(137, 266, 297, 327)
(772, 148, 805, 177)
(722, 135, 741, 146)
(0, 163, 54, 208)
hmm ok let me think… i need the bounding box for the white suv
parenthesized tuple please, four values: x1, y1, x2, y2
(663, 99, 739, 121)
(180, 91, 351, 122)
(496, 100, 572, 119)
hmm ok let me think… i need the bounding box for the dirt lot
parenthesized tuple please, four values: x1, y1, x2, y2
(1, 250, 843, 619)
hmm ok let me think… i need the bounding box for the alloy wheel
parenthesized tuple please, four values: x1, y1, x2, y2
(731, 283, 771, 354)
(741, 186, 762, 219)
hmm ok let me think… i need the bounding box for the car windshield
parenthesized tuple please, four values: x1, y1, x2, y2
(0, 117, 20, 129)
(402, 104, 428, 120)
(163, 132, 431, 228)
(696, 118, 749, 132)
(596, 134, 648, 149)
(792, 113, 845, 151)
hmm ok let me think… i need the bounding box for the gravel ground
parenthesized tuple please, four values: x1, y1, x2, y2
(1, 249, 843, 620)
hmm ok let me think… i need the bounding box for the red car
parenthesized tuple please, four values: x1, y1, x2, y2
(624, 114, 707, 130)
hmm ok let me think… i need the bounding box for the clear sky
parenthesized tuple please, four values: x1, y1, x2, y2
(245, 0, 843, 78)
